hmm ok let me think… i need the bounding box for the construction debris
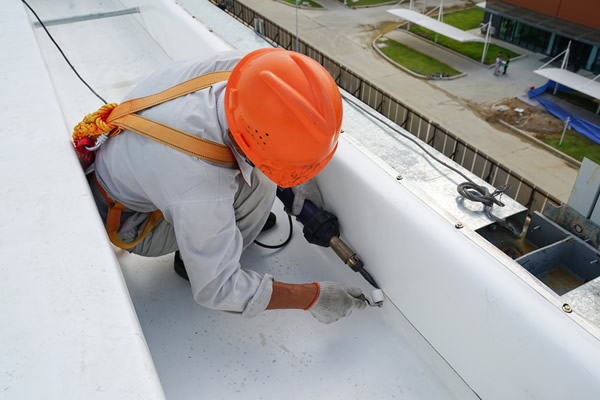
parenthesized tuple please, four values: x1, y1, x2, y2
(486, 98, 564, 136)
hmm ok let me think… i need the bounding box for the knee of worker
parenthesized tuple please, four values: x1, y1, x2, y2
(126, 217, 179, 257)
(234, 168, 276, 248)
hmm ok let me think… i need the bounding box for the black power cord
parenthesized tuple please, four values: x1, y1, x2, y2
(254, 213, 294, 249)
(21, 0, 108, 105)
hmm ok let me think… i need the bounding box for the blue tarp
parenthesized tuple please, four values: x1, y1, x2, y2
(527, 80, 572, 98)
(528, 80, 600, 145)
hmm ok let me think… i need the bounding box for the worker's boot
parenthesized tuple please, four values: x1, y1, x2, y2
(262, 211, 276, 232)
(173, 250, 189, 281)
(174, 212, 277, 281)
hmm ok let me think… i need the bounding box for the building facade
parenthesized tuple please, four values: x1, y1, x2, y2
(479, 0, 600, 73)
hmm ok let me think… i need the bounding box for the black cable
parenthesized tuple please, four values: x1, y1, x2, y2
(342, 93, 519, 235)
(254, 213, 294, 249)
(21, 0, 108, 105)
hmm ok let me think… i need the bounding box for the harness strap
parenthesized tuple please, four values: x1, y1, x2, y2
(106, 70, 236, 167)
(95, 70, 235, 248)
(94, 173, 163, 249)
(111, 114, 235, 166)
(107, 71, 233, 120)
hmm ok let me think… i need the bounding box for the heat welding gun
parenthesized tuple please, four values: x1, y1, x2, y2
(276, 187, 383, 307)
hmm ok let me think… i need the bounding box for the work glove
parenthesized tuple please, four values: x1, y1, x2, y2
(308, 282, 367, 324)
(291, 179, 324, 216)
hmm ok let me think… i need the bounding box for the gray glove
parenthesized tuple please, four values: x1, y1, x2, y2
(291, 179, 324, 215)
(309, 282, 367, 324)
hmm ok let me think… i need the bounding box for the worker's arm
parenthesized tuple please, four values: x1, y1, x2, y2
(267, 281, 366, 324)
(266, 282, 319, 309)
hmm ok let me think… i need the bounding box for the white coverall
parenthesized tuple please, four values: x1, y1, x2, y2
(92, 51, 276, 317)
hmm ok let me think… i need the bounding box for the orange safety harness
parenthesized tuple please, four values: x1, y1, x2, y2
(73, 71, 235, 249)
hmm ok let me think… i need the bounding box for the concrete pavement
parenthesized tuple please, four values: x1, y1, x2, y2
(383, 29, 551, 104)
(237, 0, 578, 202)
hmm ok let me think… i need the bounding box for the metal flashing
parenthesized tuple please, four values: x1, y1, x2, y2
(32, 8, 140, 27)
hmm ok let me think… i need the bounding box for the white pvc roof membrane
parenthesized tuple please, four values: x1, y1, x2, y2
(387, 8, 484, 43)
(3, 1, 470, 398)
(534, 68, 600, 100)
(5, 0, 600, 398)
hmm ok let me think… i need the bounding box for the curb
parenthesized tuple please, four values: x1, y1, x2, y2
(498, 120, 581, 169)
(373, 35, 467, 80)
(339, 1, 398, 9)
(275, 0, 325, 10)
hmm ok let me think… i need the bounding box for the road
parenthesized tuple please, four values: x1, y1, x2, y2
(222, 0, 579, 202)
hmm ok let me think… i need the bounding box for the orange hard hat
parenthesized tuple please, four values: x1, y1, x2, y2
(224, 48, 343, 188)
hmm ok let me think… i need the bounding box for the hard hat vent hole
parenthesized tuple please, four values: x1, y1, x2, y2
(244, 127, 268, 147)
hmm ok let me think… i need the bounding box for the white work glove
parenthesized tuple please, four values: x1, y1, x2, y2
(308, 282, 367, 324)
(291, 179, 324, 215)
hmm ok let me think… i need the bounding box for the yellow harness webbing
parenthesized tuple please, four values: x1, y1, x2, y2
(106, 70, 235, 166)
(97, 70, 235, 249)
(94, 172, 163, 249)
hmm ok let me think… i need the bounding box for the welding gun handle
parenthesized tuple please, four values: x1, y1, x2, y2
(276, 187, 320, 224)
(277, 187, 339, 247)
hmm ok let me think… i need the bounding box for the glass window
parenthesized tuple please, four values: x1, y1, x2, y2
(506, 19, 515, 42)
(513, 22, 523, 45)
(500, 18, 515, 41)
(593, 52, 600, 74)
(570, 41, 592, 72)
(533, 28, 551, 53)
(520, 25, 532, 49)
(552, 36, 569, 58)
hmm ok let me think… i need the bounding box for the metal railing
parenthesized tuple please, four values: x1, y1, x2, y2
(211, 0, 562, 214)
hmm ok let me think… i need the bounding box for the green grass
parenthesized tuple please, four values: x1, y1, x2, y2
(539, 90, 600, 164)
(409, 8, 520, 65)
(337, 0, 395, 6)
(282, 0, 323, 8)
(539, 131, 600, 164)
(439, 7, 485, 30)
(377, 38, 461, 77)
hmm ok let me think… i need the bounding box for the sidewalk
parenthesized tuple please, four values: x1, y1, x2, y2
(232, 0, 579, 202)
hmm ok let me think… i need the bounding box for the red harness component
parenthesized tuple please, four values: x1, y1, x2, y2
(74, 136, 96, 170)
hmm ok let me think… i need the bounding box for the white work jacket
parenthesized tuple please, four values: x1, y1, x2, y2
(95, 51, 273, 316)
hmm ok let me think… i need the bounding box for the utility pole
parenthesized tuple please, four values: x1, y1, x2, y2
(295, 0, 300, 52)
(481, 15, 492, 64)
(559, 117, 571, 146)
(435, 0, 443, 43)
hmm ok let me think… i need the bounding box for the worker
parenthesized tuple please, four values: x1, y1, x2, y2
(83, 48, 366, 324)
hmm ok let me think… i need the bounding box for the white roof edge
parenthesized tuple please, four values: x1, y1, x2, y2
(0, 2, 165, 398)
